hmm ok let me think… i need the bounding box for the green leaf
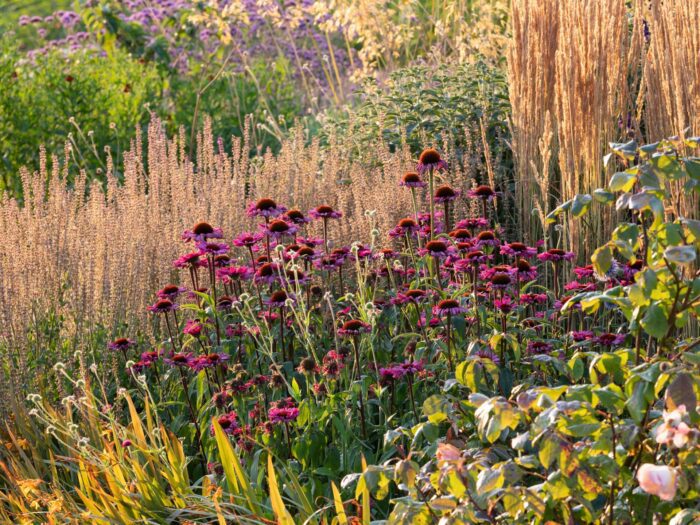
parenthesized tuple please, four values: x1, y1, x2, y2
(664, 245, 697, 264)
(641, 303, 668, 339)
(592, 245, 613, 275)
(665, 373, 697, 414)
(571, 194, 592, 217)
(609, 171, 637, 192)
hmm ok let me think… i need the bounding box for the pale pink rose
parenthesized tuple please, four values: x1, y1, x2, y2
(636, 464, 677, 501)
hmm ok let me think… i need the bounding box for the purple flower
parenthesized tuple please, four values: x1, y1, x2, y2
(494, 295, 515, 313)
(261, 219, 298, 239)
(182, 222, 223, 243)
(233, 231, 264, 247)
(594, 333, 626, 347)
(416, 148, 448, 174)
(309, 205, 342, 220)
(212, 411, 239, 435)
(157, 284, 186, 300)
(108, 337, 136, 352)
(173, 252, 206, 269)
(455, 218, 489, 230)
(433, 185, 460, 203)
(526, 341, 554, 355)
(538, 248, 575, 263)
(434, 299, 466, 316)
(338, 320, 371, 337)
(467, 185, 500, 201)
(421, 240, 453, 259)
(475, 348, 501, 365)
(571, 330, 594, 342)
(196, 241, 229, 256)
(573, 265, 595, 279)
(399, 172, 427, 188)
(147, 299, 178, 314)
(247, 198, 286, 218)
(284, 209, 311, 225)
(164, 352, 194, 367)
(500, 242, 537, 258)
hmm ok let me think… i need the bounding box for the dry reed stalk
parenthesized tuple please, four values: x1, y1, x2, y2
(507, 0, 559, 244)
(0, 116, 485, 396)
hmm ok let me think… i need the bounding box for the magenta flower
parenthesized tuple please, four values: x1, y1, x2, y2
(399, 171, 427, 188)
(513, 259, 538, 282)
(192, 352, 230, 371)
(266, 290, 293, 308)
(455, 217, 489, 230)
(284, 209, 311, 225)
(182, 222, 223, 243)
(233, 231, 264, 248)
(212, 411, 239, 435)
(573, 265, 595, 279)
(157, 284, 186, 300)
(494, 295, 515, 313)
(475, 348, 501, 365)
(217, 265, 254, 283)
(196, 241, 229, 256)
(434, 299, 466, 316)
(538, 248, 575, 262)
(183, 320, 204, 337)
(520, 293, 548, 305)
(594, 333, 626, 347)
(254, 262, 280, 285)
(338, 320, 371, 337)
(309, 205, 343, 220)
(467, 185, 500, 201)
(261, 219, 298, 239)
(247, 198, 287, 218)
(421, 240, 452, 259)
(108, 337, 136, 352)
(489, 272, 512, 290)
(416, 148, 448, 174)
(164, 352, 194, 367)
(147, 299, 179, 314)
(526, 341, 554, 355)
(269, 406, 300, 424)
(433, 184, 461, 203)
(500, 242, 537, 258)
(173, 251, 207, 269)
(571, 330, 594, 342)
(475, 230, 500, 249)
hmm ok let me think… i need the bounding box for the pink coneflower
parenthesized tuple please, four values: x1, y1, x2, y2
(262, 219, 298, 239)
(475, 230, 500, 248)
(448, 229, 471, 242)
(501, 242, 537, 258)
(526, 341, 554, 355)
(183, 319, 204, 337)
(140, 350, 161, 364)
(467, 185, 499, 201)
(465, 250, 492, 264)
(309, 205, 343, 220)
(108, 337, 136, 352)
(315, 255, 341, 271)
(379, 365, 407, 381)
(173, 252, 206, 269)
(212, 390, 233, 409)
(422, 240, 451, 258)
(284, 209, 311, 225)
(475, 348, 501, 365)
(494, 295, 515, 313)
(254, 262, 280, 285)
(331, 247, 351, 265)
(233, 231, 264, 248)
(298, 236, 325, 247)
(520, 293, 548, 305)
(214, 254, 232, 268)
(399, 171, 427, 188)
(416, 148, 448, 174)
(164, 352, 194, 367)
(393, 288, 429, 305)
(212, 411, 239, 435)
(455, 217, 489, 230)
(594, 333, 626, 347)
(217, 265, 254, 284)
(489, 272, 512, 290)
(338, 319, 371, 337)
(216, 295, 234, 311)
(182, 222, 223, 242)
(197, 241, 230, 256)
(147, 299, 178, 314)
(433, 185, 460, 203)
(247, 198, 286, 218)
(573, 265, 595, 279)
(192, 352, 230, 371)
(537, 248, 575, 262)
(571, 330, 594, 342)
(434, 299, 466, 316)
(513, 259, 538, 282)
(157, 284, 186, 300)
(266, 290, 292, 308)
(564, 281, 597, 292)
(297, 356, 319, 375)
(269, 406, 300, 424)
(391, 217, 420, 238)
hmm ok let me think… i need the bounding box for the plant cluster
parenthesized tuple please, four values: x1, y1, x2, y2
(3, 140, 697, 523)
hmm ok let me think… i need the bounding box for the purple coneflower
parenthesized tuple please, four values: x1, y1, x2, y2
(182, 221, 223, 242)
(571, 330, 594, 342)
(433, 185, 460, 203)
(594, 333, 626, 347)
(284, 209, 311, 225)
(309, 205, 343, 220)
(501, 242, 537, 258)
(573, 265, 595, 279)
(233, 231, 264, 248)
(254, 263, 280, 285)
(467, 185, 499, 201)
(434, 299, 466, 316)
(475, 230, 500, 249)
(422, 240, 451, 258)
(212, 412, 239, 435)
(489, 272, 512, 290)
(475, 348, 501, 365)
(269, 406, 300, 424)
(526, 341, 555, 355)
(513, 259, 538, 282)
(520, 293, 548, 305)
(108, 337, 136, 352)
(148, 299, 178, 314)
(266, 290, 293, 308)
(416, 148, 448, 174)
(157, 284, 186, 300)
(262, 219, 298, 240)
(494, 295, 515, 313)
(338, 319, 371, 337)
(399, 171, 427, 188)
(196, 241, 229, 256)
(247, 198, 286, 218)
(537, 248, 575, 263)
(455, 217, 489, 230)
(173, 252, 206, 269)
(164, 352, 194, 367)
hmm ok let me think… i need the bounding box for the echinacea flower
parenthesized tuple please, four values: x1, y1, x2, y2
(434, 299, 466, 316)
(537, 248, 575, 263)
(593, 333, 625, 347)
(262, 219, 298, 239)
(475, 348, 501, 365)
(467, 185, 499, 201)
(489, 272, 512, 290)
(233, 231, 264, 247)
(421, 240, 451, 259)
(494, 295, 515, 313)
(297, 357, 319, 375)
(636, 464, 677, 501)
(393, 288, 429, 305)
(164, 352, 194, 367)
(147, 299, 178, 314)
(196, 241, 229, 256)
(269, 406, 300, 424)
(183, 319, 204, 337)
(570, 330, 594, 342)
(500, 242, 537, 258)
(520, 293, 548, 305)
(309, 205, 343, 220)
(212, 412, 239, 435)
(284, 209, 311, 225)
(526, 341, 554, 355)
(455, 217, 489, 230)
(475, 230, 500, 248)
(416, 148, 448, 174)
(182, 222, 223, 242)
(573, 265, 595, 279)
(433, 184, 460, 203)
(157, 284, 186, 300)
(338, 320, 371, 337)
(266, 290, 293, 308)
(254, 262, 280, 285)
(247, 198, 287, 218)
(399, 171, 427, 188)
(513, 258, 538, 282)
(173, 252, 206, 269)
(108, 337, 136, 352)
